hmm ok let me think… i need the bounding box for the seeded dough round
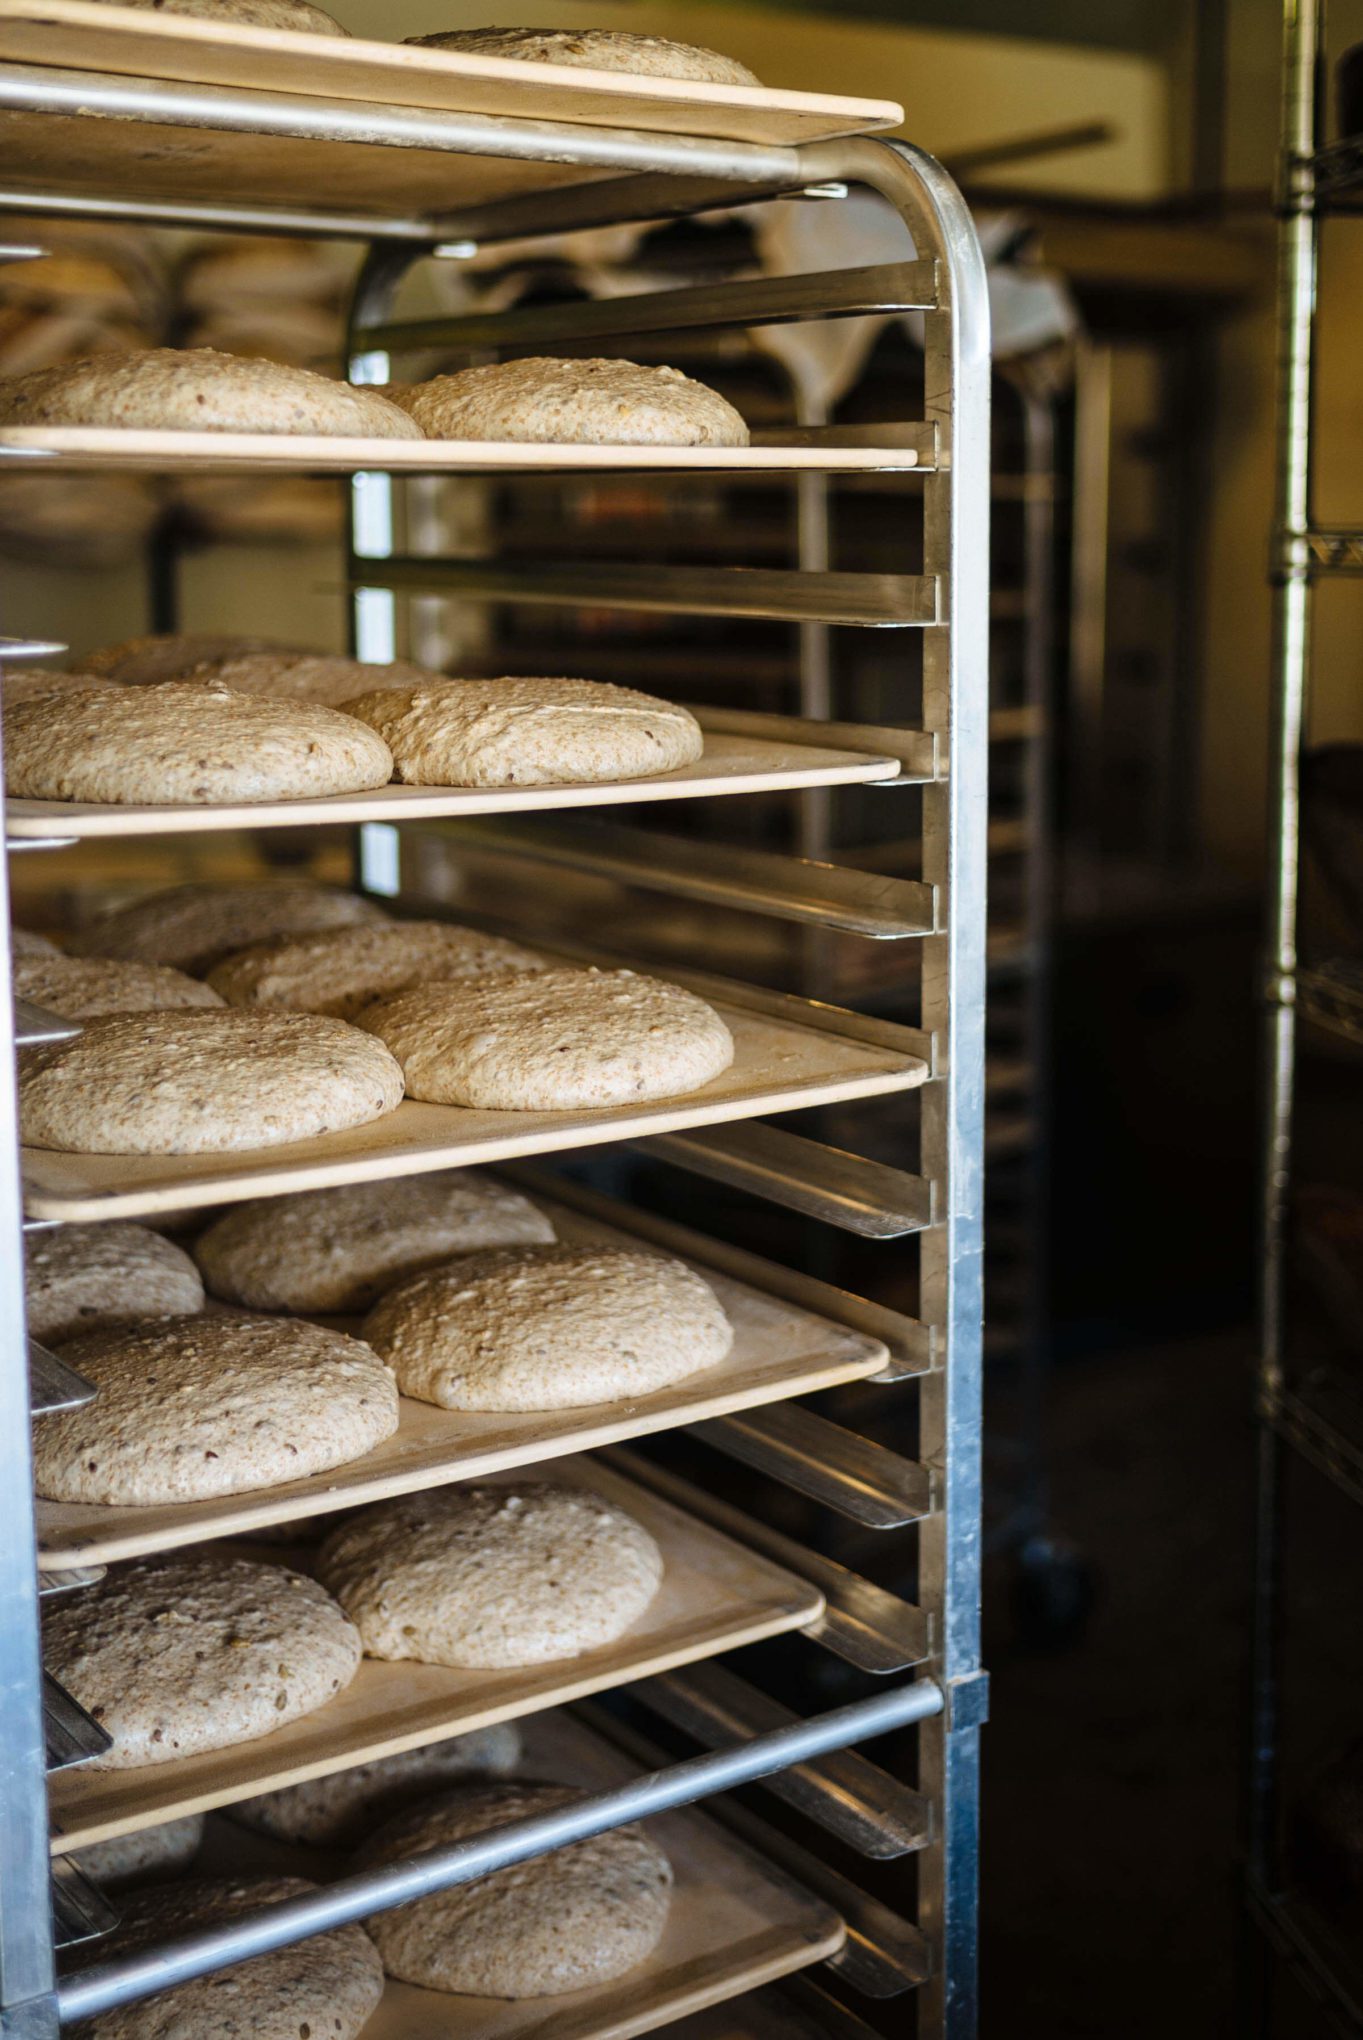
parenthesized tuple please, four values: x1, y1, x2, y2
(35, 1314, 399, 1506)
(357, 1781, 673, 1997)
(195, 1169, 555, 1314)
(26, 1220, 204, 1346)
(206, 919, 545, 1020)
(44, 1554, 361, 1768)
(182, 647, 442, 708)
(315, 1482, 664, 1668)
(13, 953, 224, 1019)
(406, 25, 758, 85)
(341, 675, 703, 788)
(69, 1877, 384, 2040)
(19, 1009, 405, 1155)
(388, 357, 749, 448)
(72, 1815, 205, 1890)
(85, 0, 349, 31)
(233, 1724, 522, 1846)
(0, 348, 419, 436)
(1, 665, 118, 703)
(360, 967, 735, 1112)
(83, 632, 286, 687)
(363, 1243, 733, 1412)
(67, 882, 387, 972)
(11, 924, 60, 957)
(5, 681, 394, 806)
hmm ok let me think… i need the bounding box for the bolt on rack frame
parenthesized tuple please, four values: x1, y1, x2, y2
(0, 26, 987, 2040)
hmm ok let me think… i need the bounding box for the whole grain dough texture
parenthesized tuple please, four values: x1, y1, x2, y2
(26, 1220, 204, 1346)
(315, 1481, 664, 1668)
(84, 0, 350, 31)
(182, 646, 442, 708)
(363, 1242, 733, 1412)
(4, 680, 394, 806)
(1, 666, 119, 703)
(357, 1780, 673, 1996)
(206, 918, 545, 1020)
(19, 1009, 406, 1156)
(11, 925, 61, 957)
(67, 881, 387, 972)
(44, 1553, 361, 1769)
(72, 1815, 205, 1890)
(35, 1313, 399, 1506)
(83, 632, 286, 687)
(340, 674, 704, 788)
(405, 23, 756, 83)
(67, 1876, 384, 2040)
(0, 347, 420, 435)
(13, 953, 224, 1019)
(232, 1723, 522, 1845)
(389, 355, 749, 447)
(194, 1169, 555, 1314)
(360, 967, 735, 1111)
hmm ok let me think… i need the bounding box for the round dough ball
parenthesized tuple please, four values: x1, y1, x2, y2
(357, 1781, 672, 1997)
(72, 1814, 204, 1889)
(206, 919, 544, 1020)
(86, 0, 349, 30)
(194, 1169, 555, 1314)
(232, 1723, 522, 1845)
(4, 680, 394, 806)
(43, 1553, 361, 1768)
(340, 675, 703, 788)
(363, 1242, 732, 1411)
(67, 881, 387, 973)
(19, 1009, 406, 1156)
(388, 356, 748, 447)
(360, 967, 734, 1111)
(82, 633, 287, 687)
(181, 647, 442, 708)
(35, 1313, 399, 1506)
(26, 1220, 204, 1346)
(0, 347, 419, 436)
(70, 1877, 384, 2040)
(13, 953, 224, 1019)
(315, 1482, 663, 1668)
(406, 23, 754, 82)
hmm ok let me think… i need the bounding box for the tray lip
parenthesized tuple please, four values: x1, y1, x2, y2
(46, 1456, 825, 1853)
(4, 732, 903, 841)
(0, 427, 922, 473)
(0, 0, 904, 136)
(35, 1188, 890, 1569)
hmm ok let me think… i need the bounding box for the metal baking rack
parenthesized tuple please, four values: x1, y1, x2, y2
(0, 27, 988, 2040)
(1248, 0, 1363, 2021)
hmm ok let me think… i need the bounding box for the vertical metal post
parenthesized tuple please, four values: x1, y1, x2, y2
(0, 707, 58, 2036)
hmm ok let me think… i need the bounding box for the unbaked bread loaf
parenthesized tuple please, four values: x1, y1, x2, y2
(362, 1242, 733, 1411)
(206, 918, 544, 1019)
(43, 1553, 361, 1768)
(405, 25, 758, 85)
(26, 1220, 204, 1346)
(13, 953, 224, 1018)
(19, 1009, 405, 1155)
(67, 1876, 384, 2040)
(360, 966, 735, 1111)
(232, 1724, 522, 1845)
(1, 666, 118, 703)
(315, 1481, 663, 1668)
(83, 632, 285, 687)
(4, 680, 394, 805)
(67, 882, 387, 972)
(72, 1814, 205, 1890)
(195, 1169, 555, 1314)
(182, 647, 441, 708)
(340, 674, 704, 787)
(389, 356, 749, 447)
(85, 0, 349, 31)
(356, 1781, 672, 1996)
(0, 347, 419, 435)
(35, 1313, 399, 1505)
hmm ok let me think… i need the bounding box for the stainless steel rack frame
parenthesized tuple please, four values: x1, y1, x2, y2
(0, 50, 989, 2040)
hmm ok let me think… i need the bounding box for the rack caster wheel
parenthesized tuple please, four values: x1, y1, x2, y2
(1008, 1535, 1097, 1650)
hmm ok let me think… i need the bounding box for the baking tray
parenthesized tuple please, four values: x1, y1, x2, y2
(5, 730, 900, 843)
(35, 1189, 890, 1569)
(0, 0, 901, 146)
(22, 998, 929, 1224)
(47, 1455, 822, 1852)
